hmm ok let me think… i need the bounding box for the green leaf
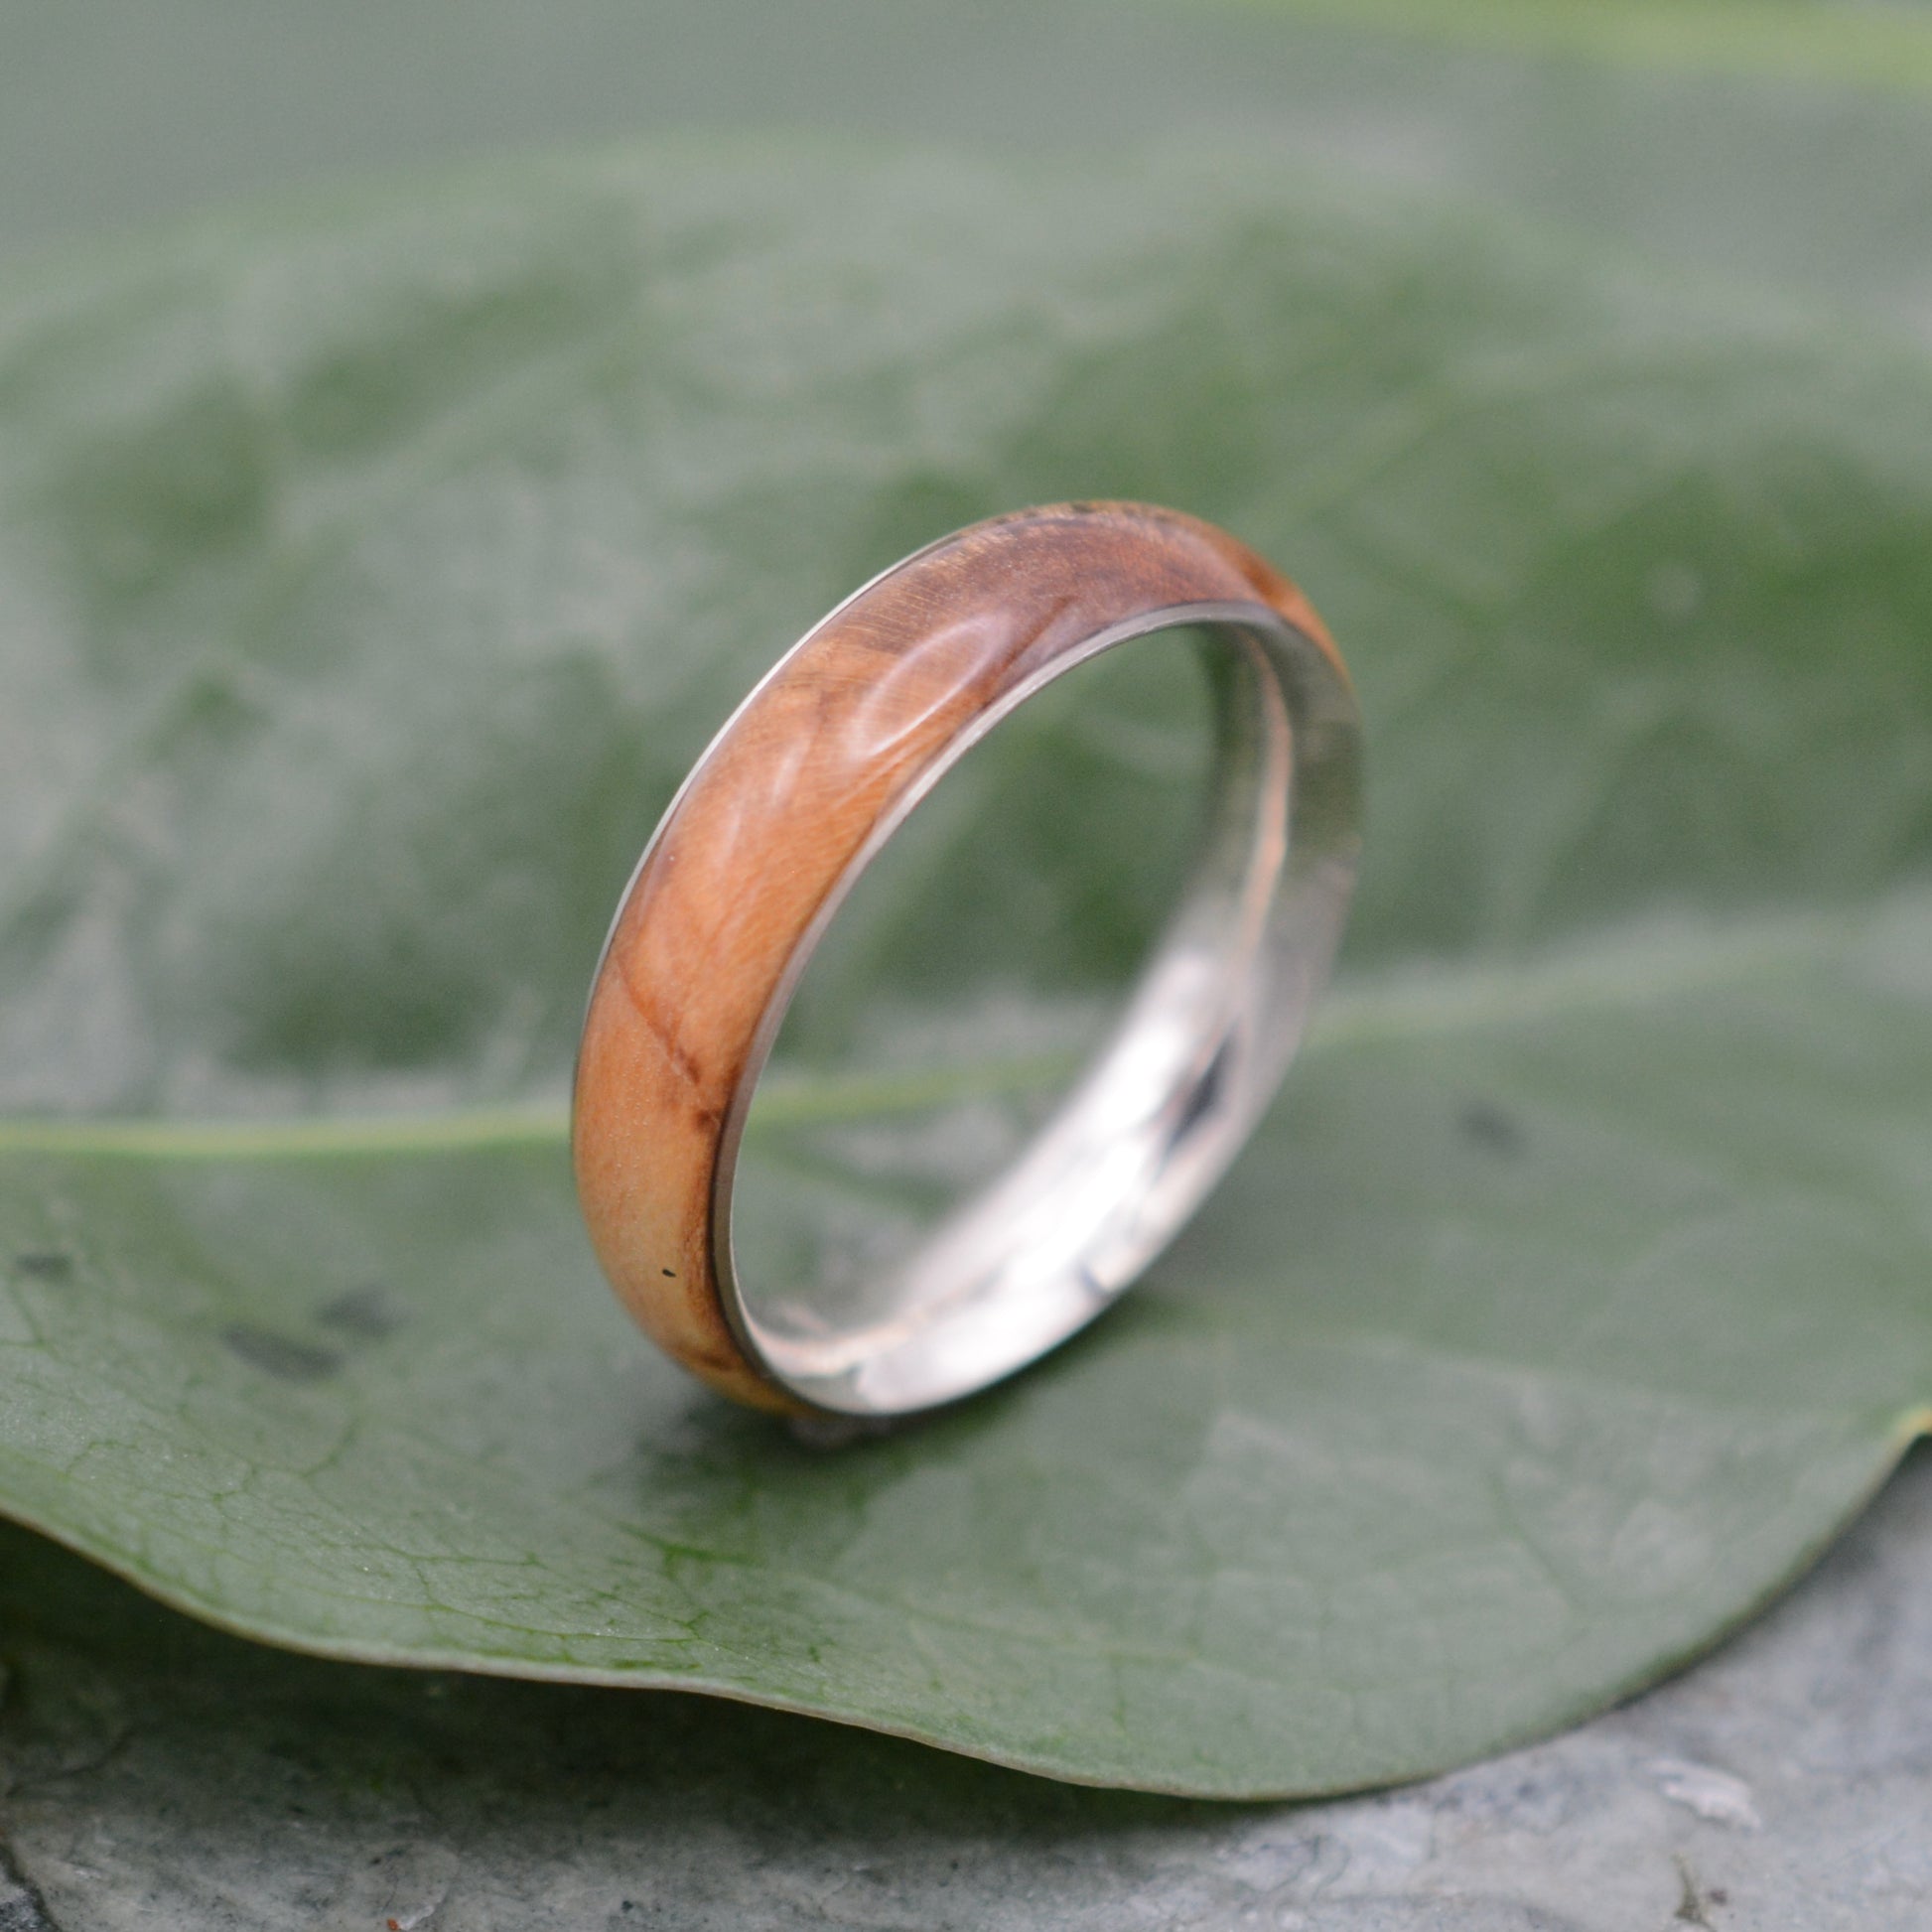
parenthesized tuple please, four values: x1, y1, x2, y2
(2, 146, 1929, 1797)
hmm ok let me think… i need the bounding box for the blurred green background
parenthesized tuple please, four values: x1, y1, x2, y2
(5, 0, 1931, 343)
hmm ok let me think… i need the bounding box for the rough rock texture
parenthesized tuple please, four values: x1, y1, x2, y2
(4, 1443, 1930, 1930)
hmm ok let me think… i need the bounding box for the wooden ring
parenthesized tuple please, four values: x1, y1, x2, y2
(573, 502, 1361, 1417)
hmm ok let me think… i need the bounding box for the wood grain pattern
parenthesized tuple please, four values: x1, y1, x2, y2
(571, 501, 1344, 1412)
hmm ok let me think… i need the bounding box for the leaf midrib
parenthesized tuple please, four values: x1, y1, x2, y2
(0, 896, 1888, 1160)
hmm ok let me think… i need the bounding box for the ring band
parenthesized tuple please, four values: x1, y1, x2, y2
(573, 502, 1361, 1418)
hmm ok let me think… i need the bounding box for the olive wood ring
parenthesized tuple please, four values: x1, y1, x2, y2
(572, 502, 1362, 1418)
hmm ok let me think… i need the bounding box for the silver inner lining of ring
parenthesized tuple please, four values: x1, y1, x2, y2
(714, 604, 1362, 1418)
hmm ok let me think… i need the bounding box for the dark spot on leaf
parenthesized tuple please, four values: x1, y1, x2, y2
(315, 1284, 403, 1339)
(221, 1324, 342, 1384)
(13, 1251, 73, 1281)
(1459, 1099, 1527, 1158)
(660, 1268, 676, 1279)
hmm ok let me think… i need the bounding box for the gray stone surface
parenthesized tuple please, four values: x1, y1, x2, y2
(2, 1444, 1929, 1929)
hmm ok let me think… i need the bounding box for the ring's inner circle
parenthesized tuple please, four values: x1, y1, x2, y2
(723, 611, 1357, 1416)
(729, 630, 1213, 1345)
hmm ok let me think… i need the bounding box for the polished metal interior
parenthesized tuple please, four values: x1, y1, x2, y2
(715, 605, 1362, 1417)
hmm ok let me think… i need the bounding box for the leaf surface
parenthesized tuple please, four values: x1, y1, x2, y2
(2, 148, 1929, 1795)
